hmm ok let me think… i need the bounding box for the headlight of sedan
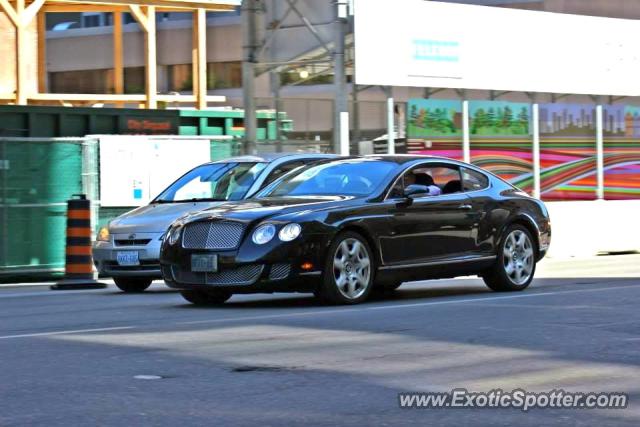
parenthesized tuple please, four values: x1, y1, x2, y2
(97, 227, 110, 242)
(279, 223, 301, 242)
(167, 223, 184, 246)
(252, 224, 276, 245)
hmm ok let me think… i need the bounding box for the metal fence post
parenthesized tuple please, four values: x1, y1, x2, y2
(532, 103, 541, 199)
(386, 87, 395, 155)
(462, 99, 471, 163)
(81, 138, 100, 238)
(596, 104, 605, 200)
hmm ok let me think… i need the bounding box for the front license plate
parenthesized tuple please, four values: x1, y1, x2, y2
(116, 251, 140, 266)
(191, 254, 218, 273)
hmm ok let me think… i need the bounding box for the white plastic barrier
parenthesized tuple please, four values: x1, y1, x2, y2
(545, 200, 640, 258)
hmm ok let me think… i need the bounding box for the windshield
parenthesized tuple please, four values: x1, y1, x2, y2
(259, 160, 397, 197)
(153, 162, 268, 203)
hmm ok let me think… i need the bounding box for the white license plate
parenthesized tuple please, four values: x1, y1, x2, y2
(116, 251, 140, 266)
(191, 254, 218, 272)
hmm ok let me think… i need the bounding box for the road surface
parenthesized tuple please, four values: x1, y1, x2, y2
(1, 255, 639, 426)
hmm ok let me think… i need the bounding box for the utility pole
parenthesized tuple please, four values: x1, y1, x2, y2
(242, 0, 260, 155)
(333, 0, 349, 154)
(269, 0, 283, 152)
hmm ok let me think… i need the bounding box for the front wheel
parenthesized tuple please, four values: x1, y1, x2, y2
(114, 277, 152, 293)
(180, 289, 232, 306)
(483, 225, 536, 292)
(316, 232, 375, 305)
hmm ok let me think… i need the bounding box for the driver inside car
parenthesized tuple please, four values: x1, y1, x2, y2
(406, 171, 442, 196)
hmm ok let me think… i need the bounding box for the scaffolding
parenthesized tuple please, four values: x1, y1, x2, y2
(0, 0, 240, 109)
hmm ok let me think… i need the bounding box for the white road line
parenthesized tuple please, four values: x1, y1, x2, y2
(178, 283, 640, 326)
(0, 326, 134, 340)
(1, 283, 638, 341)
(0, 289, 112, 299)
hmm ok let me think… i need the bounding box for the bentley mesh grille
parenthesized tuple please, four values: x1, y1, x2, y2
(182, 221, 246, 250)
(171, 264, 263, 286)
(269, 263, 291, 280)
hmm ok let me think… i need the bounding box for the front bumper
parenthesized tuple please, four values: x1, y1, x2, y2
(160, 233, 329, 294)
(92, 232, 164, 278)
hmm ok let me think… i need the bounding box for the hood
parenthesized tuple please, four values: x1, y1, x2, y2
(109, 202, 226, 234)
(182, 196, 355, 225)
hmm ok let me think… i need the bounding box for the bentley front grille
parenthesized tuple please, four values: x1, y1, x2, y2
(269, 263, 291, 280)
(182, 221, 246, 250)
(171, 264, 264, 286)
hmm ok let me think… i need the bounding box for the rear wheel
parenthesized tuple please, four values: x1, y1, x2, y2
(113, 277, 152, 293)
(180, 289, 232, 305)
(316, 232, 375, 305)
(483, 225, 536, 292)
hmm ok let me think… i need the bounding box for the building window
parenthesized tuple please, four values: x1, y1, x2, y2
(49, 69, 113, 94)
(124, 67, 145, 94)
(167, 64, 193, 92)
(280, 69, 333, 86)
(167, 62, 242, 92)
(207, 61, 242, 89)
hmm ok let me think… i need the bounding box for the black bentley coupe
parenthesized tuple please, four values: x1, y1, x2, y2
(160, 156, 551, 305)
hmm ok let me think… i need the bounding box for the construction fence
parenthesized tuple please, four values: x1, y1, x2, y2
(0, 135, 337, 280)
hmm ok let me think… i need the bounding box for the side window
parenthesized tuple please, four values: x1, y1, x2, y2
(388, 174, 405, 198)
(262, 161, 305, 188)
(462, 167, 489, 192)
(388, 163, 463, 199)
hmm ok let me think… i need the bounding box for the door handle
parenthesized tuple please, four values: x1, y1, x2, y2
(459, 204, 473, 210)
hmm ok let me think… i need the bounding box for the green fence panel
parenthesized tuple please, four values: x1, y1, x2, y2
(0, 138, 87, 279)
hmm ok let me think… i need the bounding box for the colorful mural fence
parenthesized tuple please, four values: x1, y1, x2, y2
(603, 105, 640, 200)
(469, 101, 533, 194)
(535, 103, 597, 201)
(406, 99, 640, 201)
(406, 99, 464, 160)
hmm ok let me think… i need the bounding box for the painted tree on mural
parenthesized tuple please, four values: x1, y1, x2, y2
(518, 107, 529, 134)
(471, 104, 530, 135)
(410, 105, 418, 125)
(406, 100, 462, 136)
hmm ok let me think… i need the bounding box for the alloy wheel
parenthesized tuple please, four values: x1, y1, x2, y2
(503, 229, 535, 285)
(333, 238, 371, 300)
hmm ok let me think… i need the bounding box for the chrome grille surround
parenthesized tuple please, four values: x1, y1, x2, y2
(182, 220, 246, 250)
(171, 264, 264, 286)
(269, 263, 291, 280)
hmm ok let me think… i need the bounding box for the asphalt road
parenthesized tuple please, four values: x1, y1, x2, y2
(1, 255, 640, 426)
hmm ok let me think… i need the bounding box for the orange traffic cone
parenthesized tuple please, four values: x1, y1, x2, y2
(51, 194, 107, 290)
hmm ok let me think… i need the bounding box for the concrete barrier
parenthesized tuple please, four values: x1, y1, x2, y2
(545, 200, 640, 258)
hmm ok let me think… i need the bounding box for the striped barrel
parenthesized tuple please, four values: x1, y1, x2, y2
(51, 195, 106, 290)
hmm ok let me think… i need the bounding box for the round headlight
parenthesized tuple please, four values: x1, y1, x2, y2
(252, 224, 276, 245)
(279, 223, 301, 242)
(168, 224, 183, 245)
(97, 227, 110, 242)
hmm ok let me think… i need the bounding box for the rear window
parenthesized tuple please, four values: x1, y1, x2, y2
(462, 167, 489, 192)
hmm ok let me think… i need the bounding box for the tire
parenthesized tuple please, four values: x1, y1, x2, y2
(113, 277, 152, 293)
(483, 224, 536, 292)
(316, 231, 375, 305)
(180, 289, 232, 305)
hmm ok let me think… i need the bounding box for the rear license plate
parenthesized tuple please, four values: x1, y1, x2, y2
(191, 254, 218, 273)
(116, 251, 140, 266)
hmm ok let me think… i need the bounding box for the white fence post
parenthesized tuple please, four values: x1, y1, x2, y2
(462, 100, 470, 163)
(387, 93, 395, 155)
(596, 104, 605, 200)
(532, 103, 541, 199)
